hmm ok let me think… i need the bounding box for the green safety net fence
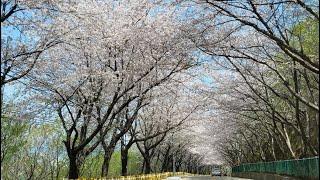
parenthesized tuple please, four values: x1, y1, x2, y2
(232, 156, 319, 178)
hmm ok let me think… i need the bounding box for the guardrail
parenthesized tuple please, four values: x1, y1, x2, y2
(232, 156, 319, 179)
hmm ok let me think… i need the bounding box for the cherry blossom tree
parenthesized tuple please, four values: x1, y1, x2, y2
(175, 0, 319, 165)
(29, 0, 196, 178)
(1, 0, 61, 110)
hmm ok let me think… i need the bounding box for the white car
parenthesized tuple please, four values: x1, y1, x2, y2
(211, 168, 222, 176)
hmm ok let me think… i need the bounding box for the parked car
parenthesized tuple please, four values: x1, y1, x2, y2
(211, 168, 222, 176)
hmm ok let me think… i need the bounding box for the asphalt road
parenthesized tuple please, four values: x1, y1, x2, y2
(179, 176, 252, 180)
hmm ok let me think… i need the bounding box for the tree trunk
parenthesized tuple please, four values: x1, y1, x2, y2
(101, 149, 113, 177)
(271, 137, 277, 161)
(121, 148, 129, 176)
(141, 160, 145, 173)
(176, 163, 180, 172)
(145, 158, 152, 174)
(283, 125, 296, 159)
(293, 61, 318, 156)
(161, 146, 170, 172)
(68, 154, 79, 179)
